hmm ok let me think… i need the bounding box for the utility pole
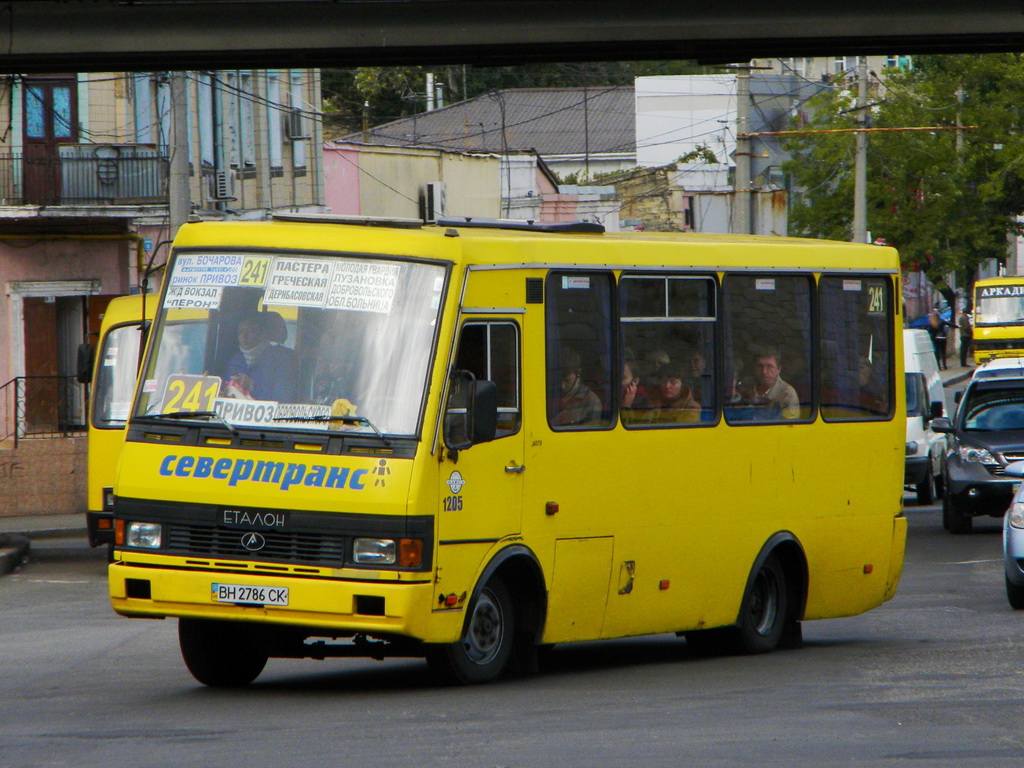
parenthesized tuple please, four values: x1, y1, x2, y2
(168, 71, 190, 240)
(852, 56, 869, 244)
(955, 84, 965, 160)
(733, 63, 752, 235)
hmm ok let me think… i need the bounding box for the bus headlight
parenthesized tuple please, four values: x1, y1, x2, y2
(354, 538, 396, 565)
(958, 445, 996, 464)
(1010, 503, 1024, 529)
(906, 441, 919, 456)
(126, 522, 163, 549)
(353, 538, 423, 567)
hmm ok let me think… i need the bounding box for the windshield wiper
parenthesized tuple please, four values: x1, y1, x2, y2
(136, 410, 239, 436)
(272, 413, 391, 446)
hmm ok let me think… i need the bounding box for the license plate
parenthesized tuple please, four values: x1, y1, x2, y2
(212, 583, 289, 606)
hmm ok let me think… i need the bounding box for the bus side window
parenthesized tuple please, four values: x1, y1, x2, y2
(453, 321, 521, 438)
(723, 274, 813, 424)
(619, 274, 717, 428)
(545, 272, 615, 430)
(820, 275, 893, 420)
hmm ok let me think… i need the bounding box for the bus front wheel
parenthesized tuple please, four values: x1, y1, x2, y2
(178, 618, 268, 687)
(736, 554, 789, 654)
(426, 579, 514, 684)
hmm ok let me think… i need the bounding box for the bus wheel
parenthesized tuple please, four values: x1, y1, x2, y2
(427, 579, 514, 684)
(736, 554, 788, 654)
(178, 618, 267, 687)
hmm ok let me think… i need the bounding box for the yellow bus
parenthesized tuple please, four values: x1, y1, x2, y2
(973, 275, 1024, 363)
(108, 214, 906, 687)
(84, 294, 155, 550)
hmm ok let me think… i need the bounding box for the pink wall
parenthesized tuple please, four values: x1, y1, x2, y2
(0, 238, 130, 385)
(323, 145, 363, 215)
(536, 167, 579, 222)
(540, 194, 579, 222)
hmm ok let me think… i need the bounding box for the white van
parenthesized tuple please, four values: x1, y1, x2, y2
(904, 328, 949, 504)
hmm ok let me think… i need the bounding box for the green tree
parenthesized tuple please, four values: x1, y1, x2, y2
(785, 54, 1024, 286)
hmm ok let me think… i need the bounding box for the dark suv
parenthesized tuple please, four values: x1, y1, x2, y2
(933, 363, 1024, 534)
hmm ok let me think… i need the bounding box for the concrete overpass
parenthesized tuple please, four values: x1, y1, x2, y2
(3, 1, 1024, 73)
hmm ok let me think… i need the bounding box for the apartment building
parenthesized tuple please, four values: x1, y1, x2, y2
(0, 69, 323, 515)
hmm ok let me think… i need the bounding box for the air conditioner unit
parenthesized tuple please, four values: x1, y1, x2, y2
(285, 109, 310, 141)
(425, 181, 446, 222)
(212, 170, 235, 201)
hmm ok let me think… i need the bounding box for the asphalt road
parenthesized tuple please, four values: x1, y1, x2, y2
(1, 500, 1020, 768)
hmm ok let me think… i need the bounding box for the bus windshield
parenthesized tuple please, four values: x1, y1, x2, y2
(133, 251, 447, 437)
(975, 282, 1024, 326)
(93, 322, 145, 429)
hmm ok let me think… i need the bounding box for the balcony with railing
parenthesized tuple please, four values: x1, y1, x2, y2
(0, 144, 169, 206)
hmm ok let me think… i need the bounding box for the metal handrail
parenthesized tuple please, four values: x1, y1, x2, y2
(0, 376, 88, 447)
(0, 146, 169, 206)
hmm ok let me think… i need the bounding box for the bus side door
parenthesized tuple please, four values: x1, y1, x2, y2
(435, 318, 525, 599)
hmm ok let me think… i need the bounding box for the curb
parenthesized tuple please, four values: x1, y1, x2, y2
(943, 371, 972, 388)
(0, 535, 30, 576)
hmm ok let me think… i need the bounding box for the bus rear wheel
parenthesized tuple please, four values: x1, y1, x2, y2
(735, 554, 788, 654)
(426, 579, 514, 684)
(178, 618, 268, 687)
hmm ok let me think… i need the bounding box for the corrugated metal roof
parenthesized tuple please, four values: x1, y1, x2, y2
(340, 87, 636, 156)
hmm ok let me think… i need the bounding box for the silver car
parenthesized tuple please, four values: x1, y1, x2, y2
(1002, 461, 1024, 608)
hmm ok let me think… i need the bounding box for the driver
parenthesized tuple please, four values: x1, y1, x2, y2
(222, 312, 298, 402)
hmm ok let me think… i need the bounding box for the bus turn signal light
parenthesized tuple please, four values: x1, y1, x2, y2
(399, 539, 423, 568)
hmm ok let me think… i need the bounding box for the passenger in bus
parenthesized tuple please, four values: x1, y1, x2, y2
(553, 350, 602, 426)
(737, 345, 800, 420)
(857, 355, 887, 414)
(222, 312, 299, 402)
(680, 346, 710, 401)
(621, 359, 649, 410)
(644, 348, 671, 393)
(647, 363, 700, 424)
(620, 359, 652, 425)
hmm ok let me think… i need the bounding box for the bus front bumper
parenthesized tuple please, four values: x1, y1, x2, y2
(109, 560, 455, 643)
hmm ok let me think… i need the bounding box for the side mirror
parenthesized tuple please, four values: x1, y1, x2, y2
(76, 342, 95, 384)
(930, 401, 944, 419)
(443, 370, 497, 451)
(955, 390, 963, 404)
(472, 380, 498, 444)
(931, 417, 953, 434)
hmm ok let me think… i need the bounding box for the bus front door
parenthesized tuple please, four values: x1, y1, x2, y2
(435, 318, 526, 612)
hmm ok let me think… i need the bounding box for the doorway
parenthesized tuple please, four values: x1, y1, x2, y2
(9, 281, 101, 435)
(23, 75, 78, 205)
